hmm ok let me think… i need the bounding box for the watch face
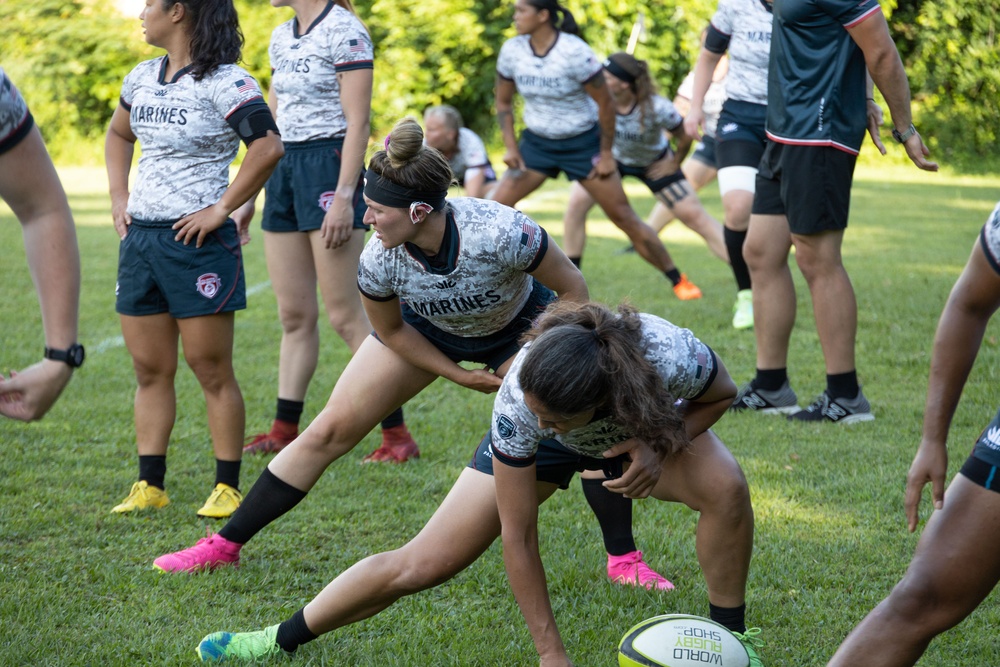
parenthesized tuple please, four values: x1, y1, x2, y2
(69, 344, 85, 367)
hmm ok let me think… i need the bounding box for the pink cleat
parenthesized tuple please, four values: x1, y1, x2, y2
(607, 550, 675, 591)
(153, 529, 242, 573)
(362, 424, 420, 463)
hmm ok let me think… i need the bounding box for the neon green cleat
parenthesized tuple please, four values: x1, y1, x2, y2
(733, 627, 765, 667)
(111, 481, 169, 514)
(197, 483, 243, 519)
(197, 624, 284, 662)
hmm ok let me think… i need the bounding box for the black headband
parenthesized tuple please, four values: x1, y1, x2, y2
(602, 58, 636, 85)
(363, 168, 448, 210)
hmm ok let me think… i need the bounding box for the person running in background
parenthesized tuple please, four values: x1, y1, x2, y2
(0, 67, 82, 422)
(560, 53, 727, 272)
(154, 118, 671, 591)
(193, 301, 762, 667)
(828, 204, 999, 666)
(685, 0, 774, 329)
(239, 0, 418, 463)
(640, 46, 729, 251)
(491, 0, 702, 300)
(105, 0, 283, 518)
(423, 104, 498, 199)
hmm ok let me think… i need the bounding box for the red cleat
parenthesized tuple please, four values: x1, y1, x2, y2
(362, 424, 420, 463)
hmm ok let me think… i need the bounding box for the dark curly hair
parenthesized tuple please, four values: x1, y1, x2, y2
(518, 301, 689, 457)
(167, 0, 244, 80)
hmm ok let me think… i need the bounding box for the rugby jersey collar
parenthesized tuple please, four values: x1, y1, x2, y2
(404, 208, 459, 275)
(293, 0, 334, 38)
(157, 56, 193, 85)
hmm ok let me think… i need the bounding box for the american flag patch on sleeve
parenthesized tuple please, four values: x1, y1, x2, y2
(234, 79, 256, 93)
(520, 222, 536, 247)
(348, 39, 366, 53)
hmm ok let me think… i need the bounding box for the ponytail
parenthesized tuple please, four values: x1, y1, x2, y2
(519, 302, 689, 456)
(527, 0, 579, 36)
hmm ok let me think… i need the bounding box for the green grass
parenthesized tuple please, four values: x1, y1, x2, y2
(2, 164, 1000, 666)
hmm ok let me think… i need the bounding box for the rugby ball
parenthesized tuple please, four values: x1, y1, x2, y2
(618, 614, 749, 667)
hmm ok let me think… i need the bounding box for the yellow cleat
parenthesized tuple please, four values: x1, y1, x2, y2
(111, 480, 170, 514)
(196, 483, 243, 519)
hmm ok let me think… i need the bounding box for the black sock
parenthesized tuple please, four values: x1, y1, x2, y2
(724, 227, 751, 291)
(826, 371, 859, 400)
(275, 398, 304, 425)
(215, 459, 241, 490)
(380, 407, 404, 430)
(709, 602, 746, 634)
(276, 608, 318, 653)
(664, 268, 682, 286)
(219, 467, 308, 545)
(568, 256, 582, 268)
(581, 478, 636, 555)
(138, 455, 166, 490)
(754, 368, 788, 392)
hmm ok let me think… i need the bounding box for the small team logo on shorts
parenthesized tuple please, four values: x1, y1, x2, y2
(496, 415, 517, 440)
(720, 122, 739, 134)
(196, 273, 222, 299)
(318, 191, 337, 211)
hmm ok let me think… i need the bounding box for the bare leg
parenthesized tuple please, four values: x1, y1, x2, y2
(177, 313, 244, 463)
(312, 229, 371, 354)
(792, 230, 856, 375)
(651, 430, 753, 608)
(744, 214, 796, 370)
(489, 168, 549, 208)
(120, 313, 180, 457)
(829, 476, 1000, 666)
(560, 181, 595, 260)
(266, 337, 437, 491)
(664, 192, 728, 263)
(303, 468, 559, 632)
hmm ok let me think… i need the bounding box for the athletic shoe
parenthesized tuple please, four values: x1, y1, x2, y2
(673, 274, 703, 301)
(153, 530, 241, 573)
(197, 483, 243, 519)
(362, 424, 421, 463)
(243, 430, 295, 455)
(730, 381, 800, 415)
(607, 550, 675, 591)
(732, 289, 754, 330)
(197, 624, 284, 662)
(733, 628, 765, 667)
(788, 389, 874, 424)
(111, 481, 170, 514)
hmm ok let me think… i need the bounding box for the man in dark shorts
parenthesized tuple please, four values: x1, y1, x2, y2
(732, 0, 937, 423)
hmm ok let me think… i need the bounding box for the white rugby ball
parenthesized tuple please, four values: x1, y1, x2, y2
(618, 614, 749, 667)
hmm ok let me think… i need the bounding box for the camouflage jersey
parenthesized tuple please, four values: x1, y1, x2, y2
(612, 95, 684, 168)
(0, 67, 32, 153)
(490, 314, 716, 464)
(357, 198, 548, 337)
(269, 3, 373, 142)
(706, 0, 773, 106)
(677, 69, 728, 138)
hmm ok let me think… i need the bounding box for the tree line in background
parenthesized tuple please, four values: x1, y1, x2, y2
(1, 0, 995, 170)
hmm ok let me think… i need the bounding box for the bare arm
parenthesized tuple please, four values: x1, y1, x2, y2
(494, 459, 571, 667)
(683, 48, 724, 141)
(526, 242, 589, 303)
(848, 12, 937, 171)
(905, 240, 1000, 530)
(362, 295, 502, 393)
(496, 76, 524, 171)
(0, 127, 81, 421)
(105, 104, 136, 240)
(583, 73, 616, 179)
(320, 68, 372, 249)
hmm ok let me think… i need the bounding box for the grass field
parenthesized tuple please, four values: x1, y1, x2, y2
(2, 164, 999, 666)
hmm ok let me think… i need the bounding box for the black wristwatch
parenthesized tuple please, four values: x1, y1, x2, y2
(892, 124, 917, 144)
(44, 343, 86, 368)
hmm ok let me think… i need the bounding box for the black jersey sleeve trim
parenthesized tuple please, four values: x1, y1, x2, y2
(0, 111, 33, 156)
(333, 60, 374, 73)
(491, 443, 537, 468)
(980, 227, 1000, 277)
(358, 282, 397, 302)
(119, 97, 132, 112)
(227, 100, 279, 146)
(524, 227, 549, 273)
(705, 23, 731, 54)
(687, 345, 720, 401)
